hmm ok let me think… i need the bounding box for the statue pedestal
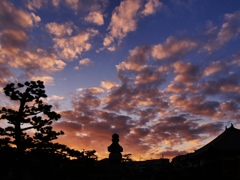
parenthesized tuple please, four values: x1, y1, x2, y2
(109, 152, 122, 163)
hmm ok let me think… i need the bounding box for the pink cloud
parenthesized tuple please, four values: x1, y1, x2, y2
(79, 58, 93, 66)
(0, 1, 65, 80)
(0, 1, 39, 29)
(152, 37, 196, 60)
(104, 0, 141, 46)
(0, 66, 12, 87)
(173, 61, 200, 86)
(104, 0, 162, 50)
(170, 94, 220, 117)
(53, 29, 98, 60)
(203, 10, 240, 52)
(165, 82, 185, 93)
(203, 61, 224, 76)
(101, 81, 118, 91)
(85, 11, 104, 25)
(220, 101, 238, 112)
(46, 22, 73, 37)
(116, 45, 152, 72)
(141, 0, 162, 16)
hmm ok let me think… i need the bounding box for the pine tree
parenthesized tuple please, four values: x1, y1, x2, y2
(0, 80, 64, 159)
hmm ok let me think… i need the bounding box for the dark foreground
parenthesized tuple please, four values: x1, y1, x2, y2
(1, 159, 240, 180)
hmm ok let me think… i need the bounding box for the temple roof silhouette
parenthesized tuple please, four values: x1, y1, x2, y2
(191, 124, 240, 158)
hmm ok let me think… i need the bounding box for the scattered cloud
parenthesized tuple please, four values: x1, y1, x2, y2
(217, 11, 240, 45)
(76, 87, 104, 94)
(65, 0, 79, 10)
(53, 29, 98, 60)
(85, 11, 104, 25)
(152, 36, 196, 60)
(203, 61, 224, 76)
(105, 0, 141, 45)
(101, 81, 118, 91)
(47, 95, 65, 101)
(141, 0, 162, 16)
(203, 10, 240, 52)
(220, 101, 238, 112)
(0, 1, 63, 79)
(0, 63, 13, 87)
(0, 1, 40, 30)
(103, 0, 162, 50)
(79, 58, 93, 66)
(26, 0, 43, 11)
(76, 88, 84, 92)
(46, 22, 73, 37)
(173, 61, 200, 86)
(31, 75, 54, 85)
(116, 45, 152, 72)
(74, 66, 80, 70)
(87, 87, 104, 94)
(52, 0, 60, 7)
(165, 82, 184, 94)
(107, 46, 116, 52)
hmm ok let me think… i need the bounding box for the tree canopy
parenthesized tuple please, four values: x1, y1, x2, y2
(0, 80, 64, 156)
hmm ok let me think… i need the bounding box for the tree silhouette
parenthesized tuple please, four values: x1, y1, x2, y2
(84, 149, 98, 160)
(29, 142, 85, 160)
(0, 80, 64, 159)
(122, 153, 132, 162)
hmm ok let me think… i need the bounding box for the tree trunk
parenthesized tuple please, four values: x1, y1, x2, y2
(16, 99, 25, 159)
(15, 100, 25, 180)
(15, 120, 23, 159)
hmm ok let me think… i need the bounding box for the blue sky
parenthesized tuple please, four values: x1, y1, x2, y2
(1, 0, 240, 160)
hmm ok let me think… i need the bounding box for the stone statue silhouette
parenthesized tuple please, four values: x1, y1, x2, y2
(108, 133, 123, 163)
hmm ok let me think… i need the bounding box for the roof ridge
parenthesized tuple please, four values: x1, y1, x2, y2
(193, 124, 240, 154)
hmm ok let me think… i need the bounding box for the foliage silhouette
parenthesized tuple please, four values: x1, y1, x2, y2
(0, 80, 64, 159)
(122, 153, 132, 162)
(84, 149, 98, 160)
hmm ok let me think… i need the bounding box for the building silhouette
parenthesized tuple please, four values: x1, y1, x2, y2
(172, 124, 240, 175)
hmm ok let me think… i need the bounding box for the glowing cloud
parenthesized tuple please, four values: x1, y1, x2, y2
(79, 58, 93, 66)
(85, 11, 104, 25)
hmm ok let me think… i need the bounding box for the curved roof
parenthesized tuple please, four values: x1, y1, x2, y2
(192, 124, 240, 157)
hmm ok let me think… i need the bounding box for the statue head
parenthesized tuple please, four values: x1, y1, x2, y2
(112, 133, 119, 143)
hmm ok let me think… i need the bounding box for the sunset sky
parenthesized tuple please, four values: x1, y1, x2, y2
(1, 0, 240, 161)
